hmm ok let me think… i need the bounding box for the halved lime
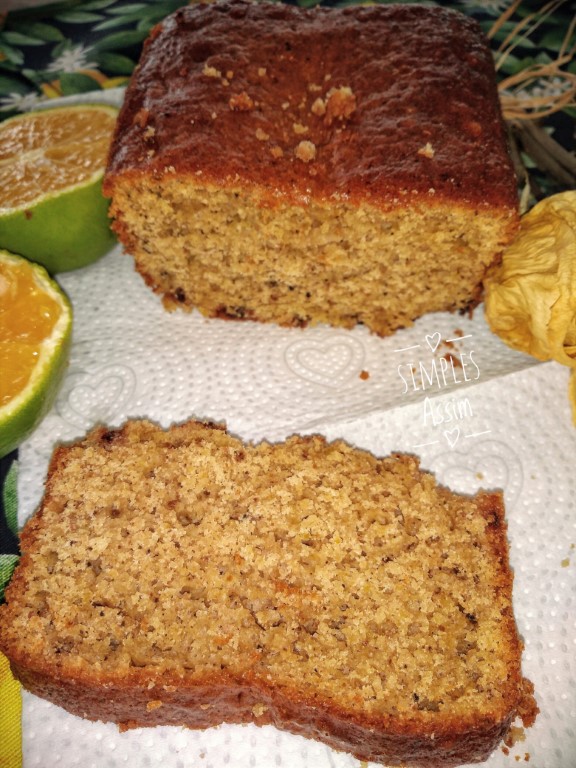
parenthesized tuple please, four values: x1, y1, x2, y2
(0, 249, 72, 458)
(0, 104, 118, 274)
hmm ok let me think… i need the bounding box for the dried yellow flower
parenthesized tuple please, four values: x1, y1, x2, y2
(484, 191, 576, 424)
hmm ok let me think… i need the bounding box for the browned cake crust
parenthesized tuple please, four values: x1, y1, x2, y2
(0, 420, 536, 767)
(103, 0, 519, 335)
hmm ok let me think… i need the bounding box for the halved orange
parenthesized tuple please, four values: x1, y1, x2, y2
(0, 249, 72, 457)
(0, 104, 118, 273)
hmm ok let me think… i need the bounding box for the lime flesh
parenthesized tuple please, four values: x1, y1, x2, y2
(0, 250, 72, 458)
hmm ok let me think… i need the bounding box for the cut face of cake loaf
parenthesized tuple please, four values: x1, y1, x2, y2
(103, 0, 519, 336)
(0, 420, 536, 767)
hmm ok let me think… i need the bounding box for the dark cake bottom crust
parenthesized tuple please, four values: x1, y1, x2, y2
(13, 662, 520, 768)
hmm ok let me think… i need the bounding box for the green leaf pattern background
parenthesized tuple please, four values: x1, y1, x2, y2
(0, 460, 18, 602)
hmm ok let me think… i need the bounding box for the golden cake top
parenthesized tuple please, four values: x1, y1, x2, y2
(105, 0, 518, 210)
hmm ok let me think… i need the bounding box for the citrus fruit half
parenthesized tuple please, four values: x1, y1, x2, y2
(0, 249, 72, 458)
(0, 104, 118, 274)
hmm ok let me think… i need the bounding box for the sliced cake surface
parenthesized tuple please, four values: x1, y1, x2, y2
(0, 419, 536, 767)
(104, 0, 519, 335)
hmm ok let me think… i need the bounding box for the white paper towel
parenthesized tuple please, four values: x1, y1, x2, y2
(16, 244, 537, 514)
(14, 238, 576, 768)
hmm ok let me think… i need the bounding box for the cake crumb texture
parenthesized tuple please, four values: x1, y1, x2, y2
(0, 419, 536, 767)
(103, 0, 519, 336)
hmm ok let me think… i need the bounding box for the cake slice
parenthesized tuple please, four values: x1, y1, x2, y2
(0, 420, 536, 767)
(103, 0, 519, 336)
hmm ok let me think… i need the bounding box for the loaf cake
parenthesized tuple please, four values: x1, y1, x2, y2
(103, 0, 519, 336)
(0, 419, 536, 767)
